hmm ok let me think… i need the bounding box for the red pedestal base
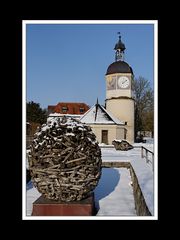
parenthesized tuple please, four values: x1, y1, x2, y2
(32, 193, 95, 216)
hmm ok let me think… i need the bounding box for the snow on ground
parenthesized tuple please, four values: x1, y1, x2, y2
(133, 137, 154, 152)
(101, 139, 154, 215)
(26, 168, 136, 216)
(26, 181, 41, 216)
(26, 139, 154, 216)
(102, 147, 141, 162)
(101, 138, 154, 166)
(95, 168, 136, 216)
(130, 158, 154, 214)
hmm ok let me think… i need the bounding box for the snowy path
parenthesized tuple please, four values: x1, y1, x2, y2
(95, 168, 136, 216)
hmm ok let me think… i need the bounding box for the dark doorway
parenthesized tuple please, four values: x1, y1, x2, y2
(102, 130, 108, 144)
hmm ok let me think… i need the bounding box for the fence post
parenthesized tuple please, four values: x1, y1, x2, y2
(141, 147, 144, 158)
(146, 149, 148, 163)
(141, 146, 154, 171)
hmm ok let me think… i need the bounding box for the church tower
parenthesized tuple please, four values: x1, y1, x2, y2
(105, 33, 134, 143)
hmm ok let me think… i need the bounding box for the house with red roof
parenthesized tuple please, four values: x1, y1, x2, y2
(48, 102, 90, 115)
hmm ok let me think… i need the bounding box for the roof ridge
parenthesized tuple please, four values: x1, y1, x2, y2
(80, 103, 124, 125)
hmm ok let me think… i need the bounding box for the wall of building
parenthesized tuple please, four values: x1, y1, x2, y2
(116, 126, 126, 140)
(106, 98, 134, 143)
(89, 124, 125, 145)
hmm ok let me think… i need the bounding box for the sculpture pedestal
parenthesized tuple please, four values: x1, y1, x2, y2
(32, 193, 95, 216)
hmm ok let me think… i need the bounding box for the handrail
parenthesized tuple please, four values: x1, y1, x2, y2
(141, 146, 154, 171)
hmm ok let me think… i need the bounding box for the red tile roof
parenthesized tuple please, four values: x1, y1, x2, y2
(48, 102, 90, 115)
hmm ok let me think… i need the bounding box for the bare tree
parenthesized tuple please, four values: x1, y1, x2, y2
(132, 76, 154, 140)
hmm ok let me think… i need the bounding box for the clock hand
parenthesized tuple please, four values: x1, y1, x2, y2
(122, 80, 127, 84)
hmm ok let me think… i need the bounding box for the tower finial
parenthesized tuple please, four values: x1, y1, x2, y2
(117, 32, 121, 40)
(114, 32, 125, 61)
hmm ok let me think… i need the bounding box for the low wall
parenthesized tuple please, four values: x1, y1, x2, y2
(129, 166, 151, 216)
(102, 162, 130, 168)
(102, 162, 152, 216)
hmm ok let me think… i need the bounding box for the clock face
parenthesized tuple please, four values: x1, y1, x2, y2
(117, 76, 130, 89)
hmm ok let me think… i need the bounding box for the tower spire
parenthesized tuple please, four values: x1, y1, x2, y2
(114, 32, 126, 62)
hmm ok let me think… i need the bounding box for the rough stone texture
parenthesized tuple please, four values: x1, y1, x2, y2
(28, 117, 102, 202)
(129, 167, 152, 216)
(112, 140, 133, 151)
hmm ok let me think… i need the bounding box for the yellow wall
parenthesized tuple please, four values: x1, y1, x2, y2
(89, 124, 125, 145)
(106, 99, 134, 143)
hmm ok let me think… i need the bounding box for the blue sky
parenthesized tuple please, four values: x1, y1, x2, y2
(26, 23, 154, 109)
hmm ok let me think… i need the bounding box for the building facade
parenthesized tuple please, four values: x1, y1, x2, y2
(80, 101, 126, 145)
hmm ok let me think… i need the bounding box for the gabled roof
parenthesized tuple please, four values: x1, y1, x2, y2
(80, 103, 124, 125)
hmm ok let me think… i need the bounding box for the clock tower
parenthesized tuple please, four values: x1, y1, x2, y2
(105, 33, 134, 143)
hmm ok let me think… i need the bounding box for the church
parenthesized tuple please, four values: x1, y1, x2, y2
(48, 34, 135, 144)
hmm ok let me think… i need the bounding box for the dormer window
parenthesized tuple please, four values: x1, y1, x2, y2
(79, 108, 84, 113)
(62, 106, 68, 113)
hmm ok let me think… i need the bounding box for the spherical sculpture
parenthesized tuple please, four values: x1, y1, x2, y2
(28, 117, 102, 202)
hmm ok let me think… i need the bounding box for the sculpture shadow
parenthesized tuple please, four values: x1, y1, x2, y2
(26, 180, 33, 190)
(94, 167, 120, 212)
